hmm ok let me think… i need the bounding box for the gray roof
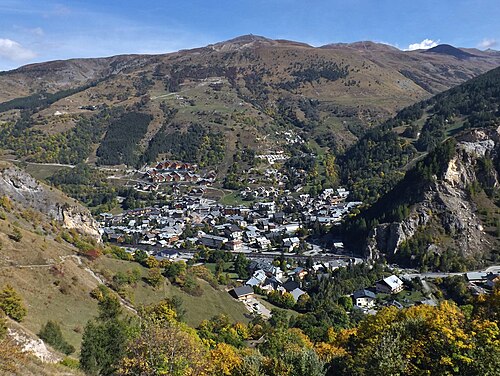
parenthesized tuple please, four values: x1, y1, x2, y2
(353, 289, 376, 299)
(290, 287, 306, 302)
(379, 275, 404, 290)
(283, 280, 300, 292)
(231, 285, 254, 298)
(466, 272, 487, 281)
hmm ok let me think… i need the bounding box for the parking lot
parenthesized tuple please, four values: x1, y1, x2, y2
(243, 297, 272, 319)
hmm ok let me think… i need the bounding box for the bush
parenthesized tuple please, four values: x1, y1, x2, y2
(9, 228, 23, 242)
(0, 285, 27, 322)
(145, 268, 164, 288)
(60, 357, 79, 369)
(38, 321, 75, 355)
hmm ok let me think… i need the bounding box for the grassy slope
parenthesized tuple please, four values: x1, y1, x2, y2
(95, 257, 251, 327)
(0, 216, 100, 351)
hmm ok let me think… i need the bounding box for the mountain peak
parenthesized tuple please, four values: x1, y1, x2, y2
(423, 44, 477, 59)
(209, 34, 276, 51)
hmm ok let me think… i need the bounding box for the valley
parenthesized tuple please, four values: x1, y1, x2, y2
(0, 34, 499, 376)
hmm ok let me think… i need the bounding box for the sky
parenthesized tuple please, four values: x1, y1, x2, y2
(0, 0, 499, 71)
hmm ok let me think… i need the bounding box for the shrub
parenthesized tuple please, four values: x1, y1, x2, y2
(9, 228, 22, 242)
(0, 285, 27, 322)
(145, 268, 164, 288)
(38, 321, 75, 355)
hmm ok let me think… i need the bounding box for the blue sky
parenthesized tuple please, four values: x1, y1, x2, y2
(0, 0, 499, 70)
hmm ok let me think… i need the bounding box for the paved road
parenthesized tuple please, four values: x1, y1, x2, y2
(122, 243, 356, 262)
(400, 265, 500, 280)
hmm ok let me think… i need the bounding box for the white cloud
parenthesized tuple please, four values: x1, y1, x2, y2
(478, 38, 497, 49)
(0, 38, 36, 61)
(406, 38, 439, 51)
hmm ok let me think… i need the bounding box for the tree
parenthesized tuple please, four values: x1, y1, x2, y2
(209, 342, 242, 375)
(324, 153, 339, 187)
(0, 285, 27, 322)
(80, 291, 131, 376)
(118, 311, 209, 375)
(234, 254, 250, 279)
(145, 267, 164, 288)
(144, 256, 159, 269)
(38, 321, 75, 355)
(337, 296, 354, 311)
(133, 249, 148, 263)
(233, 353, 265, 376)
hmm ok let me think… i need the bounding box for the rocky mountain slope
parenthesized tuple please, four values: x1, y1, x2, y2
(365, 128, 500, 269)
(0, 162, 100, 240)
(342, 65, 500, 270)
(0, 35, 499, 170)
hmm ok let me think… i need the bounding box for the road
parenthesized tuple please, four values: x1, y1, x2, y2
(2, 158, 76, 168)
(121, 243, 357, 262)
(400, 265, 500, 280)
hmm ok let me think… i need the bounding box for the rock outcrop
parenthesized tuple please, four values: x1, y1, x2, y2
(0, 163, 100, 241)
(366, 127, 500, 260)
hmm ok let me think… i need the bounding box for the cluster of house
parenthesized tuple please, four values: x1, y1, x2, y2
(230, 257, 361, 300)
(100, 187, 361, 255)
(255, 151, 289, 165)
(275, 130, 304, 145)
(230, 258, 308, 303)
(351, 275, 405, 310)
(144, 160, 216, 184)
(229, 265, 409, 313)
(465, 271, 500, 295)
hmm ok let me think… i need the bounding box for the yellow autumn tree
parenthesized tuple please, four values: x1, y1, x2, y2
(208, 342, 242, 376)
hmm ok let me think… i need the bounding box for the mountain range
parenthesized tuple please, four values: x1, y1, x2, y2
(1, 35, 499, 170)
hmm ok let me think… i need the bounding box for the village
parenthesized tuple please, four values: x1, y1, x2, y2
(99, 160, 500, 319)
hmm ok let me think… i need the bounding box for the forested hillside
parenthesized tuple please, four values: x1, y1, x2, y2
(341, 66, 500, 270)
(341, 65, 500, 203)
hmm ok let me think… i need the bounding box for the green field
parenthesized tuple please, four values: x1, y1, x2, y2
(20, 163, 69, 181)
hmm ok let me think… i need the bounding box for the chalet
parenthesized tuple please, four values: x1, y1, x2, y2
(486, 273, 500, 289)
(107, 233, 125, 243)
(281, 223, 301, 235)
(352, 289, 376, 308)
(269, 266, 284, 280)
(225, 239, 243, 252)
(224, 224, 244, 240)
(289, 287, 306, 302)
(255, 236, 271, 250)
(248, 259, 273, 273)
(246, 270, 268, 287)
(153, 249, 180, 261)
(376, 275, 404, 294)
(230, 285, 254, 301)
(282, 280, 300, 293)
(261, 277, 282, 293)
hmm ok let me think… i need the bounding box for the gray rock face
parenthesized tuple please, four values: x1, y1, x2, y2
(0, 164, 101, 241)
(366, 127, 500, 260)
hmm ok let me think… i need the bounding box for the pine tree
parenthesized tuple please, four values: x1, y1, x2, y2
(0, 285, 27, 322)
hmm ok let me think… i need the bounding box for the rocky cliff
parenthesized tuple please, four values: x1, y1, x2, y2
(366, 127, 500, 262)
(0, 162, 101, 241)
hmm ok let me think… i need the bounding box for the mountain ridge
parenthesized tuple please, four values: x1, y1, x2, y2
(1, 35, 500, 174)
